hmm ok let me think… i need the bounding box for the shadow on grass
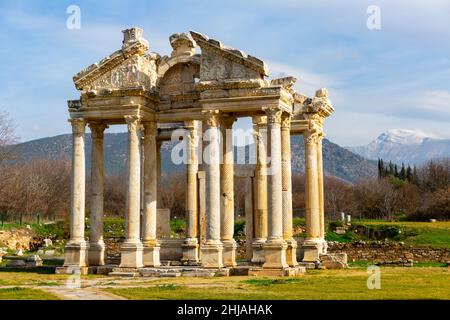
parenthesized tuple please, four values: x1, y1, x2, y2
(0, 266, 56, 274)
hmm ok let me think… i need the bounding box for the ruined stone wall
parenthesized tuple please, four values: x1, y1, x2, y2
(328, 241, 450, 263)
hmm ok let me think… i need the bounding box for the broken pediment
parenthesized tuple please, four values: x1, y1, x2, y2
(190, 31, 268, 83)
(73, 28, 158, 92)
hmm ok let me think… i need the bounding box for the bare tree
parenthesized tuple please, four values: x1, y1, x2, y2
(0, 111, 18, 165)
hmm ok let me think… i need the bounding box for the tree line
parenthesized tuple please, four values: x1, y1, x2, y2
(0, 112, 449, 223)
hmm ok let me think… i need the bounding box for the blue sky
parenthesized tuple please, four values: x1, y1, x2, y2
(0, 0, 449, 146)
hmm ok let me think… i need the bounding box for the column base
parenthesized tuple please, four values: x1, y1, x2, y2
(222, 239, 237, 267)
(301, 238, 324, 262)
(143, 241, 161, 267)
(63, 241, 89, 267)
(181, 238, 199, 265)
(200, 241, 223, 269)
(285, 238, 299, 267)
(119, 241, 143, 268)
(251, 238, 266, 263)
(88, 241, 105, 266)
(262, 239, 288, 269)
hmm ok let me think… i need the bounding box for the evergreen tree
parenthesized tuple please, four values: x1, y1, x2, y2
(388, 161, 394, 176)
(380, 158, 385, 177)
(400, 163, 406, 180)
(406, 165, 413, 182)
(394, 164, 399, 178)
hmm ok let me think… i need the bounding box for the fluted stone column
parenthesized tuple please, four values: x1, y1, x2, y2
(201, 111, 223, 268)
(88, 122, 107, 266)
(156, 140, 162, 207)
(317, 132, 327, 254)
(302, 128, 322, 262)
(263, 107, 288, 269)
(251, 115, 268, 263)
(182, 120, 200, 264)
(142, 121, 160, 267)
(64, 118, 88, 267)
(281, 114, 298, 267)
(220, 115, 237, 267)
(120, 115, 143, 268)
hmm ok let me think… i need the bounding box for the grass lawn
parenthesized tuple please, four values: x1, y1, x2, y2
(357, 220, 450, 248)
(103, 267, 450, 300)
(0, 268, 102, 286)
(0, 287, 59, 300)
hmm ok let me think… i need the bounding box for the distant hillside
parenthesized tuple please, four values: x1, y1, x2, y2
(11, 133, 377, 182)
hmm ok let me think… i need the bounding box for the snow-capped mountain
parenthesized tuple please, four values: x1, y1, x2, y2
(348, 129, 450, 165)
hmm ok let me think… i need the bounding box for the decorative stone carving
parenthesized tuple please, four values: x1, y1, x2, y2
(203, 110, 221, 127)
(190, 31, 267, 81)
(69, 118, 85, 136)
(170, 33, 196, 57)
(264, 106, 283, 125)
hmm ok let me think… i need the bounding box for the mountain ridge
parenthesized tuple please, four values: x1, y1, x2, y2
(10, 132, 377, 182)
(348, 129, 450, 165)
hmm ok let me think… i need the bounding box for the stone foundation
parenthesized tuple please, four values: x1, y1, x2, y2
(327, 241, 450, 263)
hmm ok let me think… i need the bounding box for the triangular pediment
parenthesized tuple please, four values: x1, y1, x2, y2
(190, 31, 268, 82)
(73, 28, 158, 92)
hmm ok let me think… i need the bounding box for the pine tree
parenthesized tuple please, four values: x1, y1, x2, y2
(394, 164, 399, 178)
(400, 163, 406, 180)
(389, 161, 394, 176)
(406, 165, 413, 182)
(380, 158, 385, 177)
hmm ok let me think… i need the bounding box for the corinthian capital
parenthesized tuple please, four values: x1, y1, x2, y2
(264, 106, 283, 125)
(281, 113, 291, 130)
(88, 122, 108, 140)
(69, 118, 86, 136)
(124, 115, 141, 132)
(304, 130, 320, 145)
(203, 110, 221, 128)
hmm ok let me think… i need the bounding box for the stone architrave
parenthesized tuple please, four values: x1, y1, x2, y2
(281, 114, 298, 267)
(64, 118, 89, 268)
(220, 115, 237, 267)
(200, 110, 223, 269)
(88, 122, 108, 266)
(182, 120, 200, 264)
(263, 107, 288, 270)
(142, 121, 160, 267)
(120, 115, 143, 268)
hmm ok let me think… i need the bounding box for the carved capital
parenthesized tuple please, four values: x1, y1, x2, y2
(124, 115, 141, 132)
(304, 130, 320, 145)
(281, 113, 291, 130)
(88, 122, 108, 140)
(69, 118, 86, 136)
(264, 106, 283, 125)
(220, 114, 236, 129)
(203, 110, 221, 128)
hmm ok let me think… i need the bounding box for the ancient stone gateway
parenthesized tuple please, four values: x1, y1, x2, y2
(58, 28, 334, 276)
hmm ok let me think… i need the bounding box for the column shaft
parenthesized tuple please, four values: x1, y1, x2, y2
(220, 115, 237, 267)
(120, 115, 143, 268)
(281, 114, 298, 266)
(317, 134, 326, 254)
(63, 118, 88, 267)
(201, 111, 223, 268)
(251, 116, 268, 263)
(182, 120, 200, 264)
(142, 121, 160, 267)
(302, 128, 322, 262)
(88, 122, 107, 266)
(263, 107, 288, 269)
